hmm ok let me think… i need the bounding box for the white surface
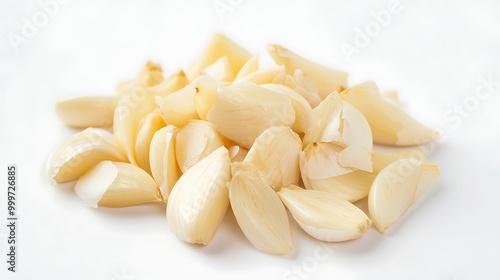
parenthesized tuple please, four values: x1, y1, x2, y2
(1, 0, 500, 279)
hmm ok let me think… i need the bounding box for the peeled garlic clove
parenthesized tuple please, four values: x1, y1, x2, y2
(207, 82, 295, 149)
(300, 150, 428, 202)
(113, 87, 157, 164)
(382, 90, 399, 105)
(193, 76, 218, 120)
(46, 128, 126, 184)
(261, 84, 312, 133)
(134, 109, 165, 174)
(340, 81, 438, 146)
(268, 44, 348, 99)
(117, 61, 163, 96)
(187, 33, 251, 80)
(175, 120, 224, 173)
(229, 162, 293, 255)
(234, 54, 259, 81)
(301, 142, 354, 180)
(228, 145, 248, 162)
(201, 56, 235, 83)
(368, 158, 422, 233)
(167, 146, 231, 245)
(151, 70, 190, 97)
(55, 95, 116, 128)
(236, 66, 284, 85)
(301, 168, 375, 203)
(278, 185, 371, 242)
(75, 161, 162, 207)
(158, 83, 199, 127)
(244, 126, 302, 191)
(372, 150, 426, 173)
(149, 125, 180, 201)
(414, 163, 440, 202)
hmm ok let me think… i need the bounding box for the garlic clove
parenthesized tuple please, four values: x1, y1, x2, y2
(134, 109, 166, 174)
(117, 61, 163, 96)
(382, 90, 399, 105)
(340, 81, 438, 146)
(414, 163, 440, 202)
(151, 70, 190, 97)
(187, 33, 251, 80)
(166, 146, 231, 245)
(303, 92, 373, 172)
(372, 150, 427, 173)
(261, 84, 313, 133)
(158, 82, 199, 127)
(283, 69, 322, 108)
(113, 85, 157, 165)
(46, 128, 126, 184)
(368, 158, 422, 233)
(268, 44, 348, 99)
(234, 54, 259, 81)
(55, 95, 117, 128)
(301, 142, 354, 180)
(175, 120, 225, 173)
(278, 185, 371, 242)
(236, 66, 284, 85)
(301, 169, 375, 203)
(228, 145, 248, 163)
(149, 125, 181, 202)
(229, 162, 293, 255)
(193, 76, 218, 121)
(75, 160, 162, 207)
(206, 82, 295, 149)
(243, 126, 302, 191)
(201, 56, 235, 83)
(300, 150, 426, 203)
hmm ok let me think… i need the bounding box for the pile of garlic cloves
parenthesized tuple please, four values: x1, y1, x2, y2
(47, 34, 440, 255)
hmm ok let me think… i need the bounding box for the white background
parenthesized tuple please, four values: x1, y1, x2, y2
(1, 0, 500, 279)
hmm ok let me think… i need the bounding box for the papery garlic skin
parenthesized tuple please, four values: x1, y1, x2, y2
(303, 92, 373, 173)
